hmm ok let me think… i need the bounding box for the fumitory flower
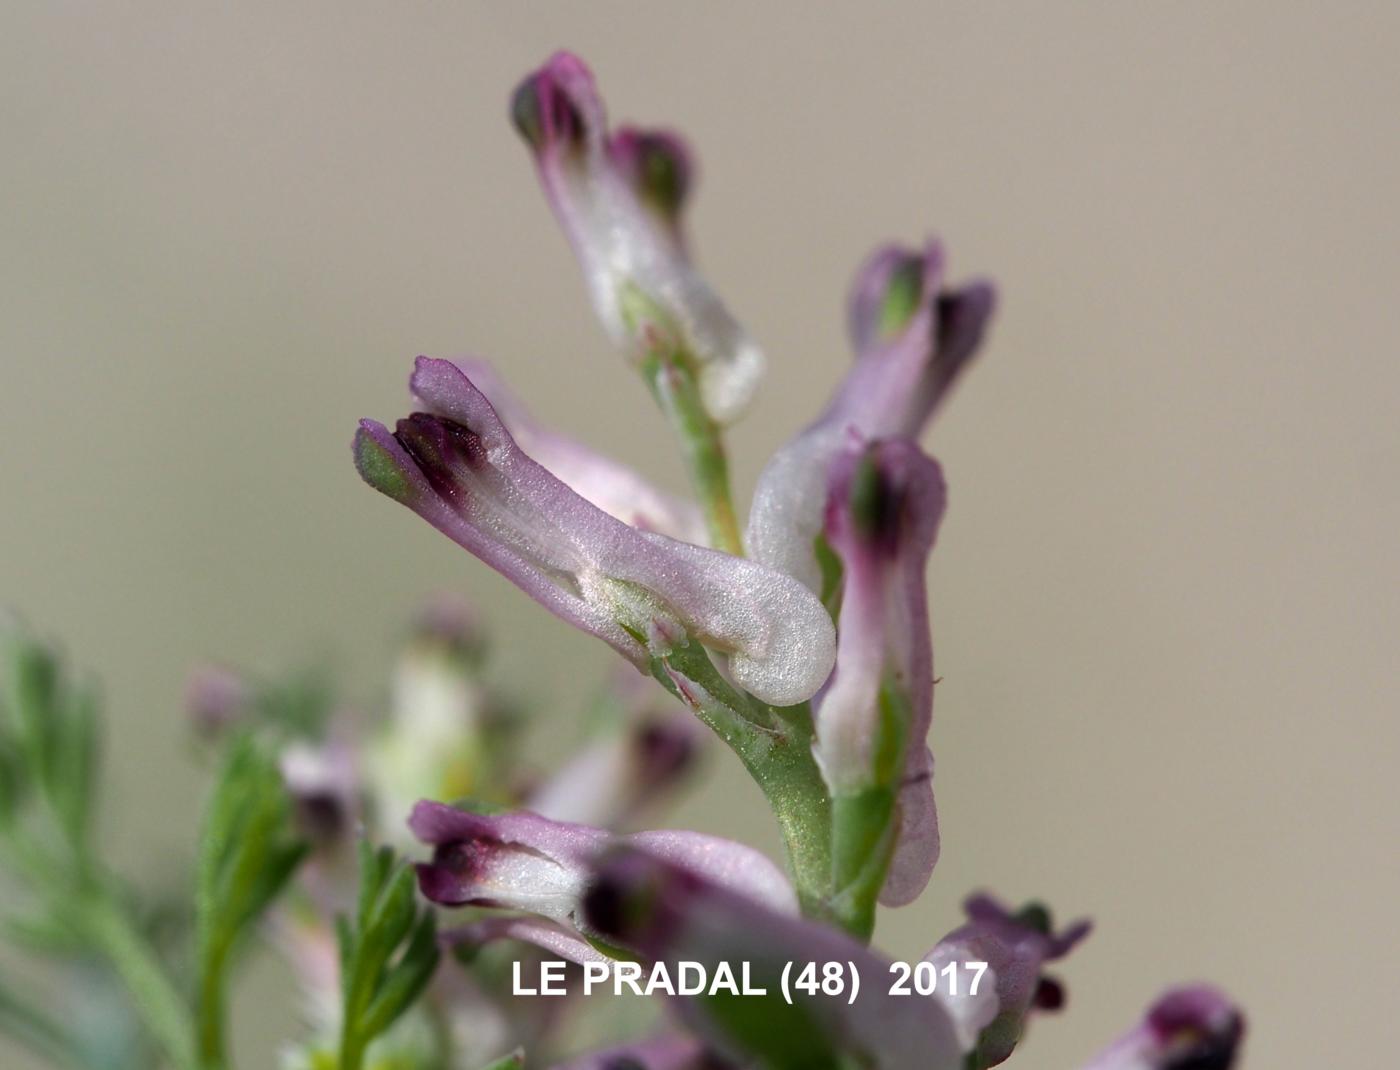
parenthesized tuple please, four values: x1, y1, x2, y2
(279, 737, 361, 846)
(923, 892, 1091, 1066)
(580, 846, 965, 1070)
(354, 357, 835, 707)
(1083, 985, 1245, 1070)
(184, 663, 253, 736)
(367, 594, 504, 845)
(526, 706, 701, 829)
(409, 801, 797, 959)
(511, 51, 763, 426)
(747, 240, 995, 592)
(815, 436, 947, 911)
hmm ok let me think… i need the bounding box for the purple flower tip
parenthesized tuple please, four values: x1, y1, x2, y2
(510, 51, 595, 153)
(413, 858, 472, 907)
(410, 592, 484, 657)
(1086, 984, 1244, 1070)
(580, 847, 690, 947)
(610, 125, 694, 224)
(1146, 986, 1245, 1068)
(963, 891, 1093, 959)
(848, 239, 946, 352)
(184, 663, 252, 734)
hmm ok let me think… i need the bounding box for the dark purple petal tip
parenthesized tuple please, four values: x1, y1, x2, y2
(933, 280, 997, 379)
(510, 51, 598, 154)
(580, 848, 691, 951)
(610, 125, 694, 222)
(407, 799, 491, 845)
(1087, 985, 1245, 1070)
(963, 891, 1092, 960)
(829, 437, 948, 558)
(632, 715, 701, 788)
(1147, 986, 1245, 1070)
(414, 859, 471, 906)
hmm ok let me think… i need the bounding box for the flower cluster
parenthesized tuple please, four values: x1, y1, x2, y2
(0, 50, 1243, 1070)
(345, 50, 1244, 1070)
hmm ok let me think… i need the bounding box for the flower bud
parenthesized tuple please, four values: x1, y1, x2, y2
(527, 712, 701, 829)
(184, 663, 252, 736)
(747, 240, 994, 592)
(366, 595, 495, 845)
(815, 437, 947, 906)
(609, 126, 693, 242)
(278, 739, 360, 845)
(1083, 985, 1244, 1070)
(510, 52, 763, 424)
(924, 893, 1091, 1066)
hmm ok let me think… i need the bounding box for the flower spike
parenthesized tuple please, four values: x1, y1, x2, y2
(354, 358, 834, 707)
(511, 51, 763, 426)
(1082, 985, 1244, 1070)
(747, 240, 994, 591)
(816, 437, 948, 908)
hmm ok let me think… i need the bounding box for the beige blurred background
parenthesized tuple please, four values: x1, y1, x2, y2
(3, 2, 1398, 1066)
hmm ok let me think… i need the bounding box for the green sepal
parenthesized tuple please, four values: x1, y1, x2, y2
(828, 788, 897, 941)
(825, 674, 913, 938)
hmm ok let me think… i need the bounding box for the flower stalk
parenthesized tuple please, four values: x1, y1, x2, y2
(641, 345, 743, 556)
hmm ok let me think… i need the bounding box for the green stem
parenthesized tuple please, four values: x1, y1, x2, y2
(339, 1033, 367, 1070)
(654, 643, 871, 937)
(647, 358, 745, 555)
(196, 937, 229, 1070)
(80, 898, 198, 1070)
(619, 282, 744, 555)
